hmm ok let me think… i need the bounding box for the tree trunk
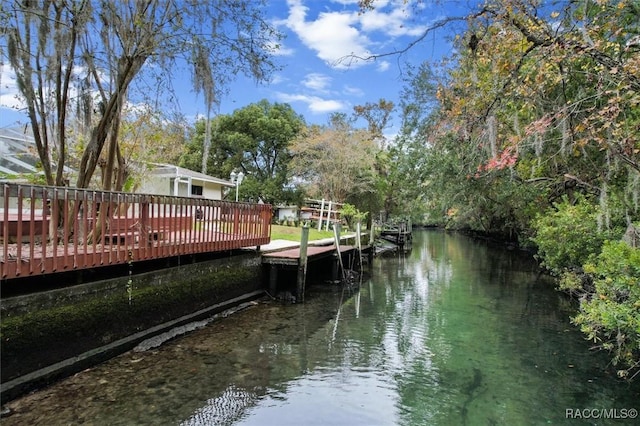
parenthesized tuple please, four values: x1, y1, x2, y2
(202, 104, 212, 175)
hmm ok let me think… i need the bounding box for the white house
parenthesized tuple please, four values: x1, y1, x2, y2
(138, 163, 236, 200)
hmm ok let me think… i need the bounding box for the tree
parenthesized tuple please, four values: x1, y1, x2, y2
(111, 107, 188, 192)
(353, 99, 394, 149)
(182, 100, 305, 204)
(373, 0, 638, 238)
(2, 0, 281, 190)
(289, 113, 379, 203)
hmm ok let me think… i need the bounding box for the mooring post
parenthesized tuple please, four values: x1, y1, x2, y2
(296, 224, 310, 303)
(368, 221, 375, 264)
(356, 221, 363, 271)
(333, 223, 346, 281)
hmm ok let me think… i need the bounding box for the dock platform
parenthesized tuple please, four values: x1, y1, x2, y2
(261, 244, 357, 266)
(262, 242, 368, 302)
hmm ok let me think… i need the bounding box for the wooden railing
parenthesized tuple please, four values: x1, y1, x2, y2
(1, 183, 271, 280)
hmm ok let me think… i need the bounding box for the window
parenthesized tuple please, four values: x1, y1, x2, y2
(191, 185, 203, 196)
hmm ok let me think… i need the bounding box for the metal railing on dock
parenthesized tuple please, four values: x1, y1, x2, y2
(1, 183, 271, 280)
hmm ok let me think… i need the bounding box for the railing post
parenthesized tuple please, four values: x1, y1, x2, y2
(141, 196, 150, 247)
(317, 198, 325, 231)
(233, 204, 240, 237)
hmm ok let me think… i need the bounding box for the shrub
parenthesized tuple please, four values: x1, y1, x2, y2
(573, 240, 640, 379)
(532, 196, 613, 275)
(341, 203, 368, 230)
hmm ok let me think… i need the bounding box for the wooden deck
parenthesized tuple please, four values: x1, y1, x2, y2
(262, 244, 357, 266)
(1, 183, 271, 281)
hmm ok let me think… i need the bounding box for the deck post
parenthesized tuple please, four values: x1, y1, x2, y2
(296, 225, 310, 303)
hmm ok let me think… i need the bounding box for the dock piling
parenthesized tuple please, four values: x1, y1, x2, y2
(296, 225, 309, 303)
(333, 224, 346, 282)
(356, 222, 363, 271)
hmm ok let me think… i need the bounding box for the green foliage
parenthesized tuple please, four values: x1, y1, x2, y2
(181, 100, 305, 204)
(557, 270, 585, 294)
(573, 240, 640, 378)
(289, 114, 379, 204)
(341, 203, 368, 230)
(532, 196, 614, 274)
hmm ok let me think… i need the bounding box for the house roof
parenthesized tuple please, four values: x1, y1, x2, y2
(0, 127, 74, 177)
(148, 163, 236, 187)
(0, 126, 40, 175)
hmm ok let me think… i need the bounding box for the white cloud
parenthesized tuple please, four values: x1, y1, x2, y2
(0, 63, 99, 117)
(269, 40, 295, 57)
(275, 92, 346, 114)
(376, 61, 391, 72)
(269, 73, 287, 85)
(343, 85, 364, 97)
(330, 0, 360, 5)
(302, 73, 332, 92)
(0, 65, 24, 110)
(359, 2, 426, 37)
(285, 0, 428, 70)
(286, 0, 371, 69)
(0, 63, 162, 127)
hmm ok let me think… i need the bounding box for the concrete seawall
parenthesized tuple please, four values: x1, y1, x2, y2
(1, 252, 265, 403)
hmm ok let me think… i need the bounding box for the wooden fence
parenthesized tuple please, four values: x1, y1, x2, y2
(1, 183, 271, 280)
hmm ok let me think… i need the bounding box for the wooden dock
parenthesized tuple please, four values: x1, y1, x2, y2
(262, 244, 356, 266)
(379, 220, 412, 250)
(262, 243, 365, 302)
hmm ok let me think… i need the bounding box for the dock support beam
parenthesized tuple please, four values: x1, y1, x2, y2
(332, 258, 339, 282)
(333, 224, 345, 282)
(269, 265, 278, 295)
(296, 225, 309, 303)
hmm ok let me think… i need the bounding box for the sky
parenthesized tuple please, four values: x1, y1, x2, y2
(0, 0, 472, 137)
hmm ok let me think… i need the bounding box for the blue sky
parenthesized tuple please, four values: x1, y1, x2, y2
(0, 0, 471, 136)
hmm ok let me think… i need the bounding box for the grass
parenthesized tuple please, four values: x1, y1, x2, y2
(270, 224, 335, 242)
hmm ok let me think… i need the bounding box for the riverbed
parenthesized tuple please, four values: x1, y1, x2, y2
(2, 230, 638, 425)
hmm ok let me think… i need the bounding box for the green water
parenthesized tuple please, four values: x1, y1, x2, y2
(3, 230, 639, 425)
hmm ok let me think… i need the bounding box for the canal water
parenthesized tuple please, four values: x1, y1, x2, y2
(3, 230, 639, 425)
